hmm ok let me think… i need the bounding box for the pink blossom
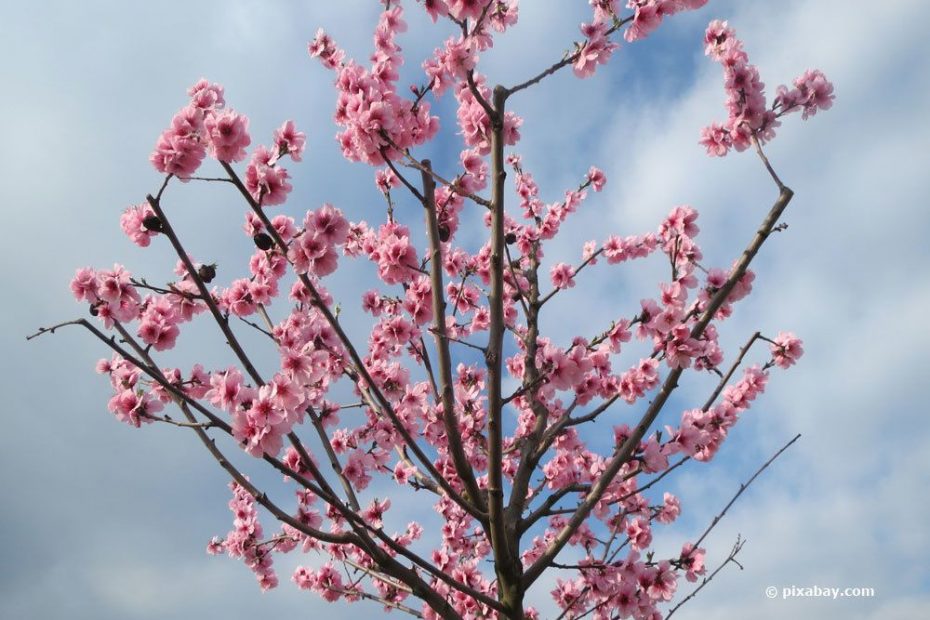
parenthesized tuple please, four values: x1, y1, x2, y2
(679, 543, 706, 582)
(574, 22, 619, 78)
(586, 166, 607, 191)
(203, 109, 251, 162)
(206, 536, 225, 555)
(700, 122, 732, 156)
(362, 498, 391, 529)
(656, 492, 681, 524)
(307, 28, 344, 69)
(590, 0, 619, 24)
(625, 1, 663, 43)
(447, 0, 485, 21)
(417, 1, 447, 23)
(70, 267, 99, 302)
(138, 296, 180, 351)
(550, 263, 576, 289)
(245, 147, 292, 206)
(120, 203, 159, 247)
(150, 113, 206, 179)
(771, 331, 804, 368)
(107, 388, 162, 427)
(187, 78, 225, 110)
(368, 223, 419, 285)
(792, 69, 836, 119)
(703, 19, 734, 60)
(273, 120, 307, 161)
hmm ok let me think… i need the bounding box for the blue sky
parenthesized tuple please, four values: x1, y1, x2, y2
(2, 1, 929, 618)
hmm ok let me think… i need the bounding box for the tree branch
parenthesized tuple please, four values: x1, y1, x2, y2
(522, 185, 796, 588)
(666, 537, 746, 619)
(421, 159, 485, 512)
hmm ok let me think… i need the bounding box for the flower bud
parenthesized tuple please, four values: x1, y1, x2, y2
(198, 264, 217, 283)
(253, 232, 274, 251)
(142, 215, 164, 232)
(438, 224, 451, 243)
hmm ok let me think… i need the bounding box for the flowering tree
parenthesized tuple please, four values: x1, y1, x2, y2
(31, 1, 834, 618)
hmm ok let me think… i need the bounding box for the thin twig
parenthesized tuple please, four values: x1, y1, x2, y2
(666, 537, 746, 619)
(693, 434, 801, 550)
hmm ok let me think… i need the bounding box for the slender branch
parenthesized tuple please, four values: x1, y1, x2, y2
(466, 70, 496, 121)
(330, 587, 424, 618)
(504, 16, 633, 97)
(666, 537, 746, 619)
(702, 332, 760, 411)
(383, 151, 425, 203)
(537, 249, 604, 307)
(237, 315, 274, 339)
(614, 457, 689, 505)
(140, 412, 215, 429)
(693, 434, 801, 550)
(441, 333, 487, 353)
(392, 144, 492, 209)
(189, 176, 235, 183)
(519, 484, 588, 535)
(146, 193, 265, 386)
(554, 585, 592, 620)
(483, 84, 523, 612)
(343, 558, 414, 594)
(26, 319, 84, 341)
(752, 136, 785, 190)
(421, 160, 485, 511)
(502, 243, 531, 319)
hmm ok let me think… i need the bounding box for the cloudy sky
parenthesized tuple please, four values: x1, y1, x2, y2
(2, 1, 928, 618)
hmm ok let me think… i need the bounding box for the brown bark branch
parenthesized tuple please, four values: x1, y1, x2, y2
(503, 16, 632, 98)
(483, 84, 524, 616)
(421, 160, 486, 512)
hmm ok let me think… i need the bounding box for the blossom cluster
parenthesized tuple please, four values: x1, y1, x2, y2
(210, 482, 278, 590)
(700, 21, 834, 156)
(149, 78, 305, 205)
(308, 5, 440, 164)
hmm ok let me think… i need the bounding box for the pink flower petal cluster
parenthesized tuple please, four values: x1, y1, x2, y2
(220, 482, 278, 591)
(361, 222, 420, 285)
(150, 79, 252, 178)
(203, 109, 251, 162)
(70, 264, 142, 326)
(701, 21, 834, 156)
(119, 203, 159, 247)
(309, 5, 439, 165)
(625, 0, 709, 43)
(454, 75, 522, 154)
(293, 563, 345, 602)
(771, 331, 804, 368)
(775, 69, 835, 120)
(574, 22, 619, 78)
(244, 145, 293, 206)
(288, 204, 348, 277)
